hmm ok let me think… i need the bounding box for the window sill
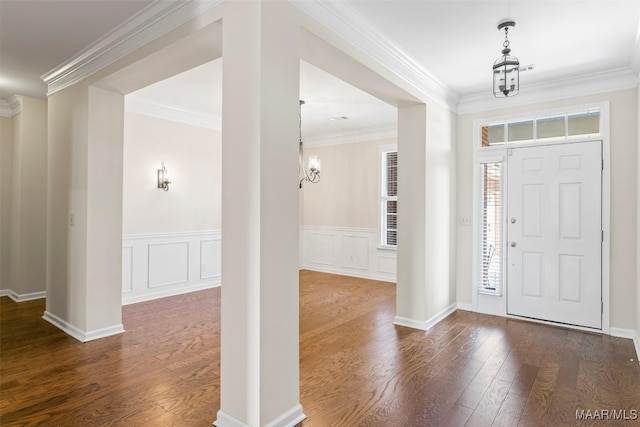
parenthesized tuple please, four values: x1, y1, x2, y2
(478, 290, 502, 297)
(377, 245, 397, 252)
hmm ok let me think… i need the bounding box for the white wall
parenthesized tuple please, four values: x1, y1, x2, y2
(301, 138, 389, 229)
(0, 116, 12, 293)
(456, 88, 638, 331)
(426, 102, 457, 318)
(7, 97, 48, 299)
(300, 137, 397, 281)
(121, 111, 222, 303)
(123, 112, 222, 235)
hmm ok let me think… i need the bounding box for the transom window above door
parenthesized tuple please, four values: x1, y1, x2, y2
(481, 109, 601, 147)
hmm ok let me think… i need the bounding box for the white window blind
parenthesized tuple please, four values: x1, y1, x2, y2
(478, 162, 503, 295)
(381, 150, 397, 247)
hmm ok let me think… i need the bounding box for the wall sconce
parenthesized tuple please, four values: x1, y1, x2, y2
(157, 162, 171, 191)
(299, 100, 321, 188)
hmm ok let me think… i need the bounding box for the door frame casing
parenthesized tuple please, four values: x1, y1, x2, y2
(470, 102, 610, 333)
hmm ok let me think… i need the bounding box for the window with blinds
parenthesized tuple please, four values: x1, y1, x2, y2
(479, 162, 503, 295)
(381, 150, 397, 247)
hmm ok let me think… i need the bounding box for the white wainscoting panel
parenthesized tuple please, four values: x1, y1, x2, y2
(148, 241, 189, 288)
(301, 226, 396, 282)
(309, 232, 334, 266)
(341, 235, 369, 270)
(122, 231, 221, 305)
(377, 253, 397, 275)
(122, 246, 134, 293)
(200, 238, 221, 280)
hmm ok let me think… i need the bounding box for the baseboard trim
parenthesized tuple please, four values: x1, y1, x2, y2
(301, 265, 394, 283)
(42, 311, 125, 343)
(609, 327, 637, 339)
(84, 324, 126, 342)
(1, 289, 46, 302)
(610, 327, 640, 362)
(122, 280, 220, 305)
(213, 411, 247, 427)
(214, 405, 306, 427)
(264, 404, 306, 427)
(394, 303, 457, 331)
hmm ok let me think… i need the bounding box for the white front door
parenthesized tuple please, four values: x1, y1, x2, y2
(507, 141, 602, 329)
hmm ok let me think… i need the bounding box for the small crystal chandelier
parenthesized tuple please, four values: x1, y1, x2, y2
(493, 19, 519, 97)
(299, 100, 320, 188)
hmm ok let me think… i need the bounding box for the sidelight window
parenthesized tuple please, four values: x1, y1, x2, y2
(381, 148, 397, 247)
(478, 162, 503, 295)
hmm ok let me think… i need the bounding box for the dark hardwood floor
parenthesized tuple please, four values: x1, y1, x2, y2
(2, 270, 639, 426)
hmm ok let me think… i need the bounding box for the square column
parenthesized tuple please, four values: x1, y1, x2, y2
(44, 85, 125, 341)
(396, 104, 428, 325)
(395, 103, 455, 330)
(216, 1, 304, 426)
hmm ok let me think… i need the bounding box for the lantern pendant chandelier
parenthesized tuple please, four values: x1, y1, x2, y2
(492, 19, 519, 98)
(299, 100, 321, 188)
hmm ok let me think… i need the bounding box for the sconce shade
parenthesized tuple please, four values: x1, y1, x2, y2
(158, 162, 171, 191)
(308, 155, 321, 173)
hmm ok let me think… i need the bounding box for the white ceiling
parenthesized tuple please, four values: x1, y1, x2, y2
(1, 0, 639, 135)
(348, 0, 640, 95)
(0, 0, 154, 100)
(127, 59, 398, 142)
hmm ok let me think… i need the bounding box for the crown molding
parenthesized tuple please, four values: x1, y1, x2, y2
(9, 95, 23, 115)
(0, 101, 11, 118)
(457, 67, 639, 115)
(125, 95, 221, 129)
(633, 15, 640, 81)
(126, 95, 394, 143)
(0, 95, 24, 117)
(41, 0, 224, 97)
(292, 0, 459, 111)
(305, 126, 396, 147)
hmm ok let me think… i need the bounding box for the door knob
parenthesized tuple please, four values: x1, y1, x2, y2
(510, 242, 517, 247)
(510, 218, 517, 223)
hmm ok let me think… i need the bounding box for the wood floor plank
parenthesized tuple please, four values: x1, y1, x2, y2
(492, 391, 527, 426)
(464, 377, 512, 426)
(2, 270, 640, 426)
(518, 360, 560, 426)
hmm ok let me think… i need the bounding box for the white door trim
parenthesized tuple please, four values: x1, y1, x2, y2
(470, 101, 610, 334)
